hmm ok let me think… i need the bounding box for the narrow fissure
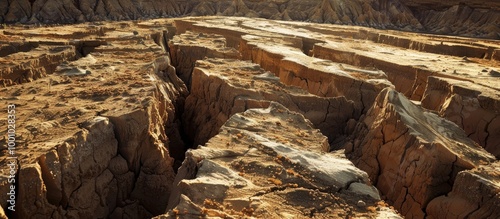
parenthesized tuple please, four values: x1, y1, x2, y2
(74, 40, 107, 57)
(165, 91, 191, 172)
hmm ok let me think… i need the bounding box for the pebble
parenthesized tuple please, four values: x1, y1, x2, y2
(489, 70, 500, 77)
(357, 200, 366, 207)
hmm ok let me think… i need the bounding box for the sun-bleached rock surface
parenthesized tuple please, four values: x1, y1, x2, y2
(312, 36, 500, 101)
(422, 76, 500, 158)
(162, 102, 400, 218)
(173, 17, 500, 103)
(238, 33, 392, 117)
(347, 87, 496, 218)
(175, 18, 394, 119)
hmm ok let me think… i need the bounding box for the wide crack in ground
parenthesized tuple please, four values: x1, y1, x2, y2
(0, 17, 499, 219)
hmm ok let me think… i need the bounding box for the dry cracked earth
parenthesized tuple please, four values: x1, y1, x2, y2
(0, 16, 499, 219)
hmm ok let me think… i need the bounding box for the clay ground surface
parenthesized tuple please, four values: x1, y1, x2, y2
(0, 16, 499, 219)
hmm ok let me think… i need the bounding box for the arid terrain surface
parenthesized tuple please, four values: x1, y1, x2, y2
(0, 12, 500, 219)
(1, 0, 500, 39)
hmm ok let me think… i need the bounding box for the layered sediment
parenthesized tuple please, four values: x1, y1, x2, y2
(183, 58, 355, 147)
(422, 77, 500, 158)
(0, 45, 76, 86)
(239, 34, 391, 117)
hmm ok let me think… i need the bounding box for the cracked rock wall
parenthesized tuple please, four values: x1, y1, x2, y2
(1, 15, 499, 219)
(169, 31, 241, 88)
(0, 23, 187, 218)
(426, 161, 500, 219)
(10, 69, 186, 218)
(107, 54, 188, 217)
(421, 76, 500, 158)
(240, 35, 391, 118)
(0, 45, 76, 86)
(347, 88, 496, 218)
(31, 117, 117, 218)
(183, 58, 356, 148)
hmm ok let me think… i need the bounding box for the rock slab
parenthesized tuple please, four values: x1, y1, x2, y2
(164, 102, 401, 218)
(347, 88, 496, 218)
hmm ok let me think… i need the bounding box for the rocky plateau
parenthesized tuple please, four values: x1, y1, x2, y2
(0, 12, 499, 219)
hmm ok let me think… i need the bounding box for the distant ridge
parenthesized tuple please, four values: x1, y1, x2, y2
(0, 0, 498, 39)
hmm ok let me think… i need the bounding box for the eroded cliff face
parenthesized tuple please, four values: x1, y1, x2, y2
(20, 117, 118, 218)
(402, 0, 500, 10)
(413, 5, 500, 39)
(0, 0, 499, 39)
(183, 58, 355, 147)
(1, 16, 499, 218)
(422, 77, 500, 158)
(0, 45, 76, 86)
(346, 88, 495, 218)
